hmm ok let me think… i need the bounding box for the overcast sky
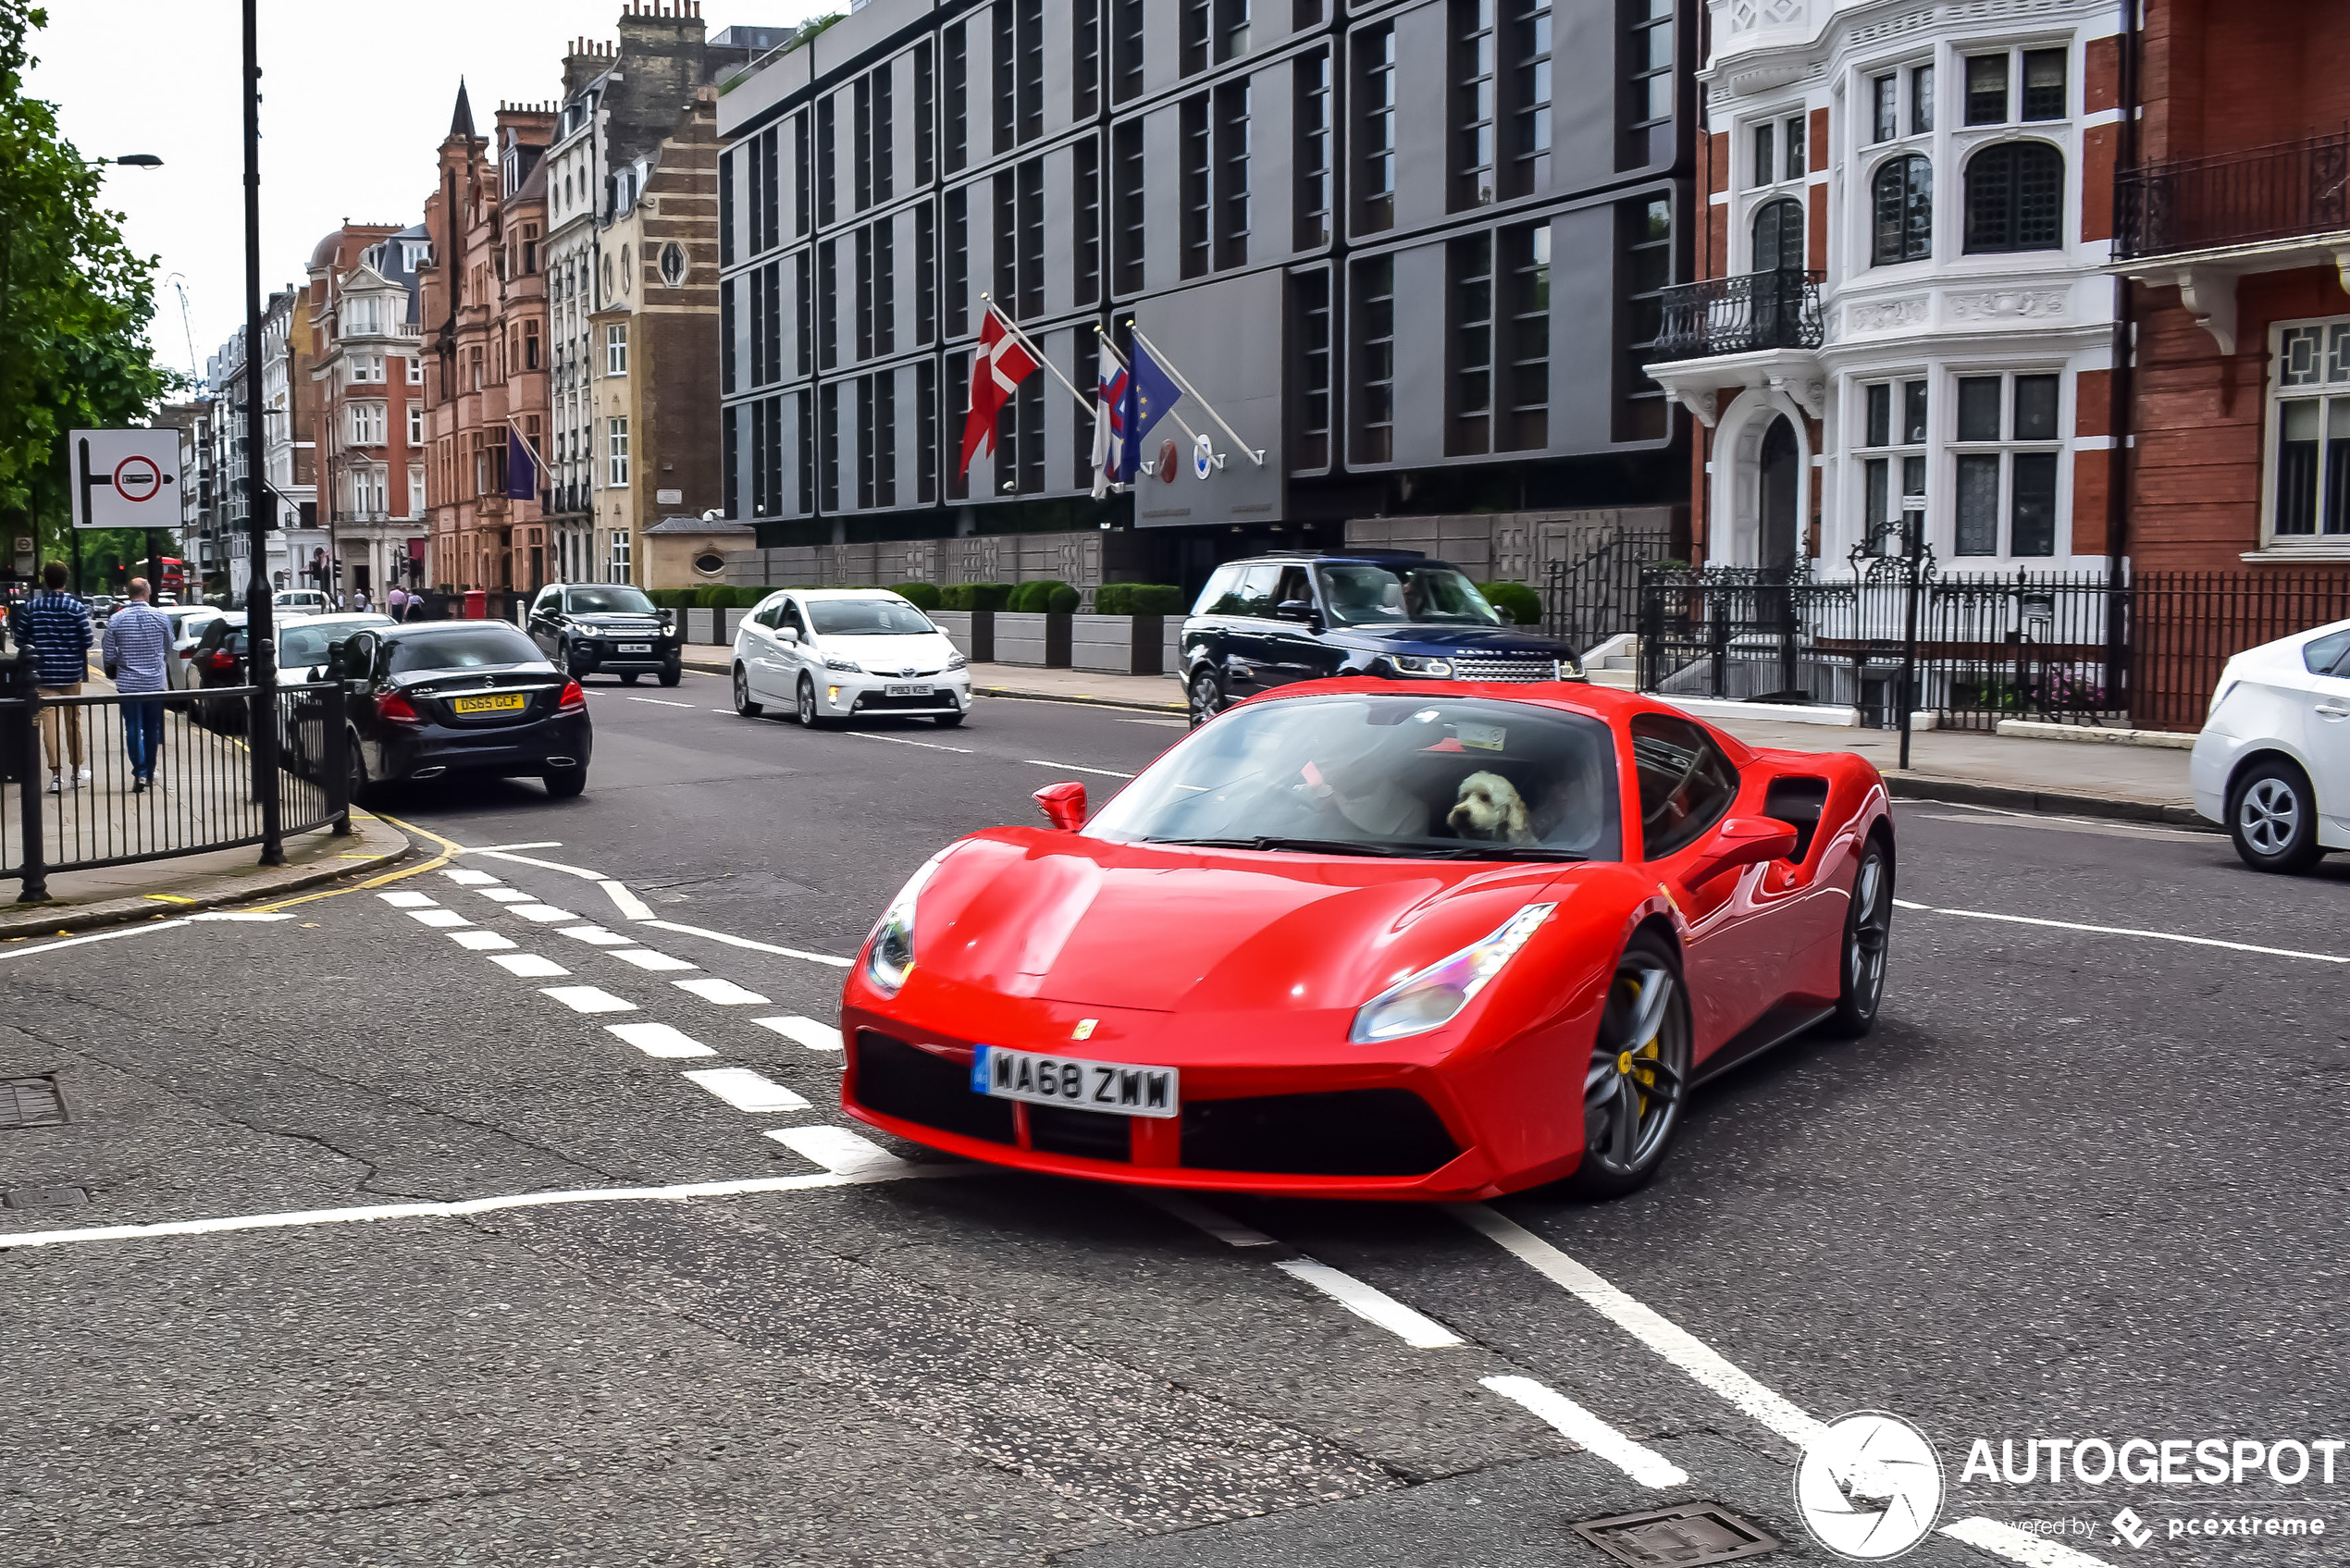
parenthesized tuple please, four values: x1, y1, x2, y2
(27, 0, 825, 388)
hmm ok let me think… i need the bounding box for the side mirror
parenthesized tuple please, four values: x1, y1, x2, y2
(776, 625, 799, 643)
(1274, 599, 1317, 623)
(1033, 780, 1088, 830)
(1683, 815, 1800, 884)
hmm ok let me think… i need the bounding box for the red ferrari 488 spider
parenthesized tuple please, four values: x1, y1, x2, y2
(840, 679, 1893, 1200)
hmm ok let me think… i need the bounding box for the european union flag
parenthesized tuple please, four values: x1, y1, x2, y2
(507, 428, 538, 500)
(1114, 339, 1183, 484)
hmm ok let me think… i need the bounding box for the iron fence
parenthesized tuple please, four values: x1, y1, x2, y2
(2116, 130, 2350, 259)
(2, 682, 350, 898)
(1544, 528, 1679, 655)
(2130, 571, 2350, 732)
(1644, 268, 1824, 362)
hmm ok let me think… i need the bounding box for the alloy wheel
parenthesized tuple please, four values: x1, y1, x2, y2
(1846, 846, 1892, 1016)
(733, 667, 761, 717)
(2239, 777, 2299, 857)
(1579, 949, 1690, 1181)
(798, 679, 818, 726)
(1189, 671, 1223, 726)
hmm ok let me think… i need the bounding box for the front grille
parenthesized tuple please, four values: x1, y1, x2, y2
(1451, 656, 1564, 683)
(1181, 1089, 1460, 1177)
(854, 691, 954, 711)
(852, 1031, 1014, 1143)
(1027, 1104, 1133, 1161)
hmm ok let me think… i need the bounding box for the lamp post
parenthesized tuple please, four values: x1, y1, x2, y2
(240, 0, 282, 864)
(89, 154, 165, 168)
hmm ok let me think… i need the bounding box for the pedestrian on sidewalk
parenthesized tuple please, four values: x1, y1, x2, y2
(387, 585, 408, 620)
(102, 577, 174, 793)
(16, 562, 92, 794)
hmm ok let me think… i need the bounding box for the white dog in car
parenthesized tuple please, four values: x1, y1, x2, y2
(1446, 771, 1533, 843)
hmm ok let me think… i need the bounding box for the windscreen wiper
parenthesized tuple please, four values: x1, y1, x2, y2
(1416, 845, 1591, 861)
(1144, 836, 1411, 858)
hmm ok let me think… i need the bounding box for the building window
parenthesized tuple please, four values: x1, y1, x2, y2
(1452, 0, 1496, 209)
(1295, 51, 1332, 250)
(1858, 378, 1929, 540)
(994, 173, 1018, 307)
(917, 203, 938, 342)
(1113, 0, 1144, 102)
(1357, 26, 1397, 232)
(820, 385, 840, 512)
(1215, 81, 1250, 270)
(1113, 120, 1145, 291)
(816, 96, 837, 225)
(1617, 196, 1670, 440)
(755, 394, 783, 516)
(350, 403, 386, 445)
(946, 351, 971, 501)
(792, 252, 811, 377)
(1448, 232, 1494, 456)
(1217, 0, 1249, 63)
(917, 358, 939, 503)
(748, 126, 778, 252)
(1964, 54, 2007, 125)
(2268, 319, 2350, 540)
(1751, 196, 1803, 270)
(1073, 0, 1100, 120)
(524, 320, 541, 368)
(873, 63, 895, 204)
(1016, 0, 1044, 142)
(1181, 0, 1209, 76)
(605, 324, 628, 375)
(1292, 268, 1331, 471)
(994, 2, 1016, 151)
(1620, 0, 1672, 167)
(407, 357, 423, 385)
(819, 240, 839, 369)
(1911, 65, 1935, 134)
(721, 149, 737, 269)
(1074, 136, 1102, 306)
(408, 403, 424, 444)
(1506, 0, 1552, 197)
(1017, 374, 1045, 494)
(876, 371, 897, 509)
(856, 227, 875, 361)
(1502, 221, 1550, 451)
(1750, 120, 1775, 191)
(854, 76, 875, 212)
(915, 42, 935, 186)
(1872, 74, 1898, 143)
(722, 278, 738, 395)
(609, 529, 630, 585)
(1352, 253, 1395, 463)
(2022, 49, 2067, 121)
(607, 416, 630, 487)
(1950, 372, 2061, 557)
(1870, 154, 1933, 265)
(1181, 93, 1211, 278)
(1963, 142, 2064, 253)
(858, 377, 877, 509)
(946, 186, 971, 335)
(1017, 157, 1045, 316)
(944, 24, 968, 173)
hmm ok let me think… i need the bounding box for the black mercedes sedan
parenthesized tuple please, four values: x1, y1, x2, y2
(302, 621, 593, 800)
(526, 583, 682, 685)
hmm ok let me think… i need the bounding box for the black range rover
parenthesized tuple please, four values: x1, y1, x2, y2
(526, 583, 682, 685)
(1180, 551, 1584, 724)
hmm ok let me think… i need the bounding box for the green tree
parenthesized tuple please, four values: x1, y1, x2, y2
(0, 1, 179, 587)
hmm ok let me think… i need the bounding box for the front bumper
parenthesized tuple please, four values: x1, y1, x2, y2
(819, 669, 972, 719)
(571, 639, 679, 673)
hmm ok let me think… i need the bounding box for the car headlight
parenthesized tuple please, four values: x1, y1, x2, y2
(1389, 655, 1454, 678)
(825, 654, 863, 673)
(1348, 903, 1553, 1044)
(946, 651, 969, 672)
(862, 854, 950, 998)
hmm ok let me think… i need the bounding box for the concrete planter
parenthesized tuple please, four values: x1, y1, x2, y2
(930, 610, 995, 662)
(1071, 614, 1166, 676)
(995, 611, 1071, 668)
(1163, 617, 1183, 679)
(720, 607, 746, 643)
(681, 607, 711, 644)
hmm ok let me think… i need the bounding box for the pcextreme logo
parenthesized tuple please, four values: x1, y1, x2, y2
(1794, 1412, 1947, 1561)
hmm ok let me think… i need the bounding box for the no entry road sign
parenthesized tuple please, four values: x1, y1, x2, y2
(69, 428, 183, 530)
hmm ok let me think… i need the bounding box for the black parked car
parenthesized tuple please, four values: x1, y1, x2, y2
(295, 621, 593, 800)
(526, 583, 681, 685)
(1179, 552, 1585, 724)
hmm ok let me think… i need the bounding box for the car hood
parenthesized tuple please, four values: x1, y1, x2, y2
(908, 828, 1577, 1013)
(820, 632, 959, 673)
(1319, 623, 1575, 658)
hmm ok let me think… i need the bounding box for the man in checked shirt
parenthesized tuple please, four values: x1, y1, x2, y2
(102, 577, 175, 792)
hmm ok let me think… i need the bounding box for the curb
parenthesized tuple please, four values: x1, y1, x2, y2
(972, 685, 1189, 716)
(1994, 718, 2199, 750)
(0, 812, 414, 942)
(1886, 772, 2215, 831)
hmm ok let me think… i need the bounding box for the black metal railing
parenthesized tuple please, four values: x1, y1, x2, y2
(1644, 269, 1824, 363)
(1545, 527, 1678, 655)
(2116, 130, 2350, 259)
(2, 682, 349, 898)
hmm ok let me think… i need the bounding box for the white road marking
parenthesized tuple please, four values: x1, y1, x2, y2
(674, 976, 770, 1005)
(1450, 1204, 1826, 1447)
(1145, 1191, 1276, 1247)
(407, 908, 473, 929)
(507, 905, 578, 923)
(752, 1015, 844, 1051)
(1916, 811, 2209, 843)
(1899, 903, 2346, 965)
(844, 731, 973, 753)
(1022, 759, 1138, 778)
(539, 985, 637, 1015)
(1272, 1258, 1464, 1349)
(441, 868, 500, 885)
(0, 921, 191, 959)
(766, 1126, 914, 1177)
(187, 912, 295, 922)
(607, 947, 699, 971)
(711, 709, 738, 714)
(488, 953, 569, 978)
(468, 847, 608, 881)
(1478, 1376, 1688, 1489)
(1892, 897, 1932, 909)
(377, 891, 437, 908)
(625, 696, 694, 708)
(605, 1021, 716, 1058)
(600, 879, 656, 921)
(450, 930, 518, 951)
(476, 887, 535, 903)
(683, 1068, 811, 1112)
(1941, 1516, 2118, 1567)
(645, 920, 853, 969)
(460, 841, 564, 853)
(1119, 718, 1189, 728)
(557, 924, 637, 947)
(0, 1169, 928, 1253)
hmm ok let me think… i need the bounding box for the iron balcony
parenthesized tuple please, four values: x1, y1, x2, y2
(2116, 131, 2350, 260)
(1644, 268, 1825, 363)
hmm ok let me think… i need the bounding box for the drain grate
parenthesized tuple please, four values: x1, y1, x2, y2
(0, 1076, 68, 1130)
(3, 1186, 88, 1210)
(1571, 1503, 1778, 1567)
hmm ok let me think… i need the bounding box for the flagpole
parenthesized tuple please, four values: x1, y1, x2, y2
(1127, 325, 1265, 465)
(1093, 327, 1203, 447)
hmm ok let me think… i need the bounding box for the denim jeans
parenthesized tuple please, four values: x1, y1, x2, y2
(123, 696, 165, 781)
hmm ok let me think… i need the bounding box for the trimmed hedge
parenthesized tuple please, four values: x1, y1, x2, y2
(888, 581, 944, 611)
(939, 582, 1013, 611)
(1007, 579, 1079, 613)
(1478, 581, 1543, 627)
(1093, 583, 1185, 616)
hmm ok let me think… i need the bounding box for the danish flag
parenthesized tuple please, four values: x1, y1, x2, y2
(958, 308, 1041, 478)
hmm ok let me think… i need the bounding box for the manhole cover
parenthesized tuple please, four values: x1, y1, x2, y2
(1571, 1502, 1778, 1567)
(3, 1186, 88, 1210)
(0, 1076, 68, 1130)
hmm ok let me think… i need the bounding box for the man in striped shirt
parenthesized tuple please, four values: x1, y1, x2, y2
(12, 562, 92, 792)
(102, 577, 175, 791)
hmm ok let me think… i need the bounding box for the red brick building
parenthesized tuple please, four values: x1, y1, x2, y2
(306, 221, 427, 600)
(2115, 2, 2350, 571)
(417, 84, 555, 592)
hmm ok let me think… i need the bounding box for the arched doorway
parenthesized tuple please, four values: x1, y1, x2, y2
(1759, 415, 1800, 573)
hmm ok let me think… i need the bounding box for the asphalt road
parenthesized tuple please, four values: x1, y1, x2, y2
(1, 668, 2343, 1568)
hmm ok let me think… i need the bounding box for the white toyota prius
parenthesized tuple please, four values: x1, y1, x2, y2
(2193, 618, 2350, 873)
(731, 588, 971, 728)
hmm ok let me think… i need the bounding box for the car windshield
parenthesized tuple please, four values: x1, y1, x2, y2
(388, 627, 544, 673)
(279, 619, 390, 666)
(563, 586, 655, 614)
(1316, 563, 1506, 627)
(1087, 693, 1621, 859)
(808, 598, 936, 636)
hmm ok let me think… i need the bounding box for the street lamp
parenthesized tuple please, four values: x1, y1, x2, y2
(89, 154, 165, 168)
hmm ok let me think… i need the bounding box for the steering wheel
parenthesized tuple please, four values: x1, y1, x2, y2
(1643, 749, 1708, 828)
